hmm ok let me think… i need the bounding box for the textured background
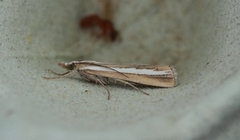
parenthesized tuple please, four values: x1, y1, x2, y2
(1, 0, 240, 140)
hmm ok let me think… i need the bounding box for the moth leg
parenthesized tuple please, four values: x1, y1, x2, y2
(115, 79, 150, 96)
(79, 72, 95, 82)
(43, 70, 74, 79)
(102, 77, 110, 84)
(79, 71, 107, 84)
(79, 71, 111, 100)
(96, 76, 112, 100)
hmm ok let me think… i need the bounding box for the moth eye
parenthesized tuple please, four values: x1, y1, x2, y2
(68, 63, 74, 70)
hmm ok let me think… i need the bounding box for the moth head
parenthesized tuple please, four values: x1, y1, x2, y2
(58, 62, 75, 71)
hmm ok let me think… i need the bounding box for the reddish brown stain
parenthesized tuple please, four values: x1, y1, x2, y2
(80, 14, 119, 41)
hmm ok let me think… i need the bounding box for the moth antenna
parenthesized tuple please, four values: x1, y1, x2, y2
(76, 61, 128, 78)
(94, 64, 128, 78)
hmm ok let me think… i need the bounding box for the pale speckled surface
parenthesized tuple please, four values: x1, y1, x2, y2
(1, 0, 240, 140)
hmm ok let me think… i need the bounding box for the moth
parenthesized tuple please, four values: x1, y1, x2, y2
(44, 60, 177, 100)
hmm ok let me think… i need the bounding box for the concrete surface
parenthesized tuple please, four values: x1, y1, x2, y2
(1, 0, 240, 140)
